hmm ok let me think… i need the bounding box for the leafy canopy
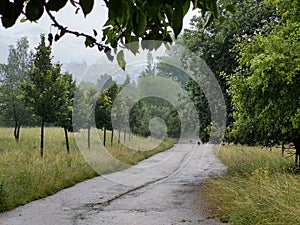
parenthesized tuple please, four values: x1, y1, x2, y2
(228, 0, 300, 150)
(0, 0, 234, 54)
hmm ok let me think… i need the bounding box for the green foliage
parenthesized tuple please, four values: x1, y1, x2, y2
(46, 0, 68, 12)
(25, 0, 44, 21)
(95, 89, 112, 130)
(129, 100, 151, 136)
(129, 97, 178, 137)
(183, 0, 277, 76)
(79, 0, 94, 17)
(21, 34, 76, 156)
(54, 72, 76, 131)
(111, 91, 129, 134)
(22, 35, 70, 124)
(0, 37, 33, 141)
(182, 0, 278, 140)
(228, 0, 300, 164)
(102, 0, 219, 48)
(185, 79, 210, 142)
(0, 0, 23, 28)
(95, 74, 113, 92)
(116, 50, 126, 70)
(95, 81, 120, 136)
(0, 0, 231, 56)
(73, 84, 98, 131)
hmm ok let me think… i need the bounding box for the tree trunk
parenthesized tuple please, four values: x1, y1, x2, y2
(14, 122, 21, 143)
(64, 127, 70, 154)
(40, 121, 44, 158)
(124, 128, 127, 143)
(293, 138, 300, 167)
(103, 127, 107, 146)
(111, 129, 114, 146)
(118, 129, 121, 145)
(88, 125, 91, 149)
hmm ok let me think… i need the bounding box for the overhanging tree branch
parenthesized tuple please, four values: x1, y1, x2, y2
(45, 7, 110, 52)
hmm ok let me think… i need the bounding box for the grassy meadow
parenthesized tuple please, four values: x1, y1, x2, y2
(0, 127, 176, 212)
(203, 145, 300, 225)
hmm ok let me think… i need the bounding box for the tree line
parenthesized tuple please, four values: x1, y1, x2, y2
(1, 0, 299, 166)
(180, 0, 300, 166)
(0, 35, 181, 157)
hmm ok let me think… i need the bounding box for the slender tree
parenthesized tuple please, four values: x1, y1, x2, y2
(55, 72, 76, 154)
(229, 0, 300, 165)
(73, 85, 98, 149)
(95, 89, 112, 146)
(182, 0, 278, 141)
(0, 37, 33, 142)
(21, 34, 74, 157)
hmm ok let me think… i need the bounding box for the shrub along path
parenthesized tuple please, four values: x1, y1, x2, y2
(0, 143, 226, 225)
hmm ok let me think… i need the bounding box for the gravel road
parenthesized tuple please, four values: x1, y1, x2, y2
(0, 143, 226, 225)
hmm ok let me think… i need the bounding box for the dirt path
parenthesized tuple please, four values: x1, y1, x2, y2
(0, 143, 226, 225)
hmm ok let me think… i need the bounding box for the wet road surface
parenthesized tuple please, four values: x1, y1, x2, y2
(0, 143, 226, 225)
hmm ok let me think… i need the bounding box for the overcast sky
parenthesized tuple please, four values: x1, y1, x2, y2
(0, 1, 198, 64)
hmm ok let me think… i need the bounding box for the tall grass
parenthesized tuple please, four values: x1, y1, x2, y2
(203, 145, 300, 225)
(0, 127, 176, 212)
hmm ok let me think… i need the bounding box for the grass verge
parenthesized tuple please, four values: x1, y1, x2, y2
(203, 144, 300, 225)
(0, 127, 176, 212)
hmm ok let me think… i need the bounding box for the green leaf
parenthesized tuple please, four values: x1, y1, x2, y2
(204, 13, 214, 27)
(1, 16, 16, 28)
(0, 1, 11, 17)
(25, 0, 44, 21)
(1, 1, 23, 24)
(163, 42, 171, 51)
(117, 50, 126, 70)
(165, 4, 173, 27)
(127, 41, 139, 55)
(70, 0, 76, 7)
(20, 18, 27, 23)
(79, 0, 94, 17)
(172, 3, 184, 38)
(209, 0, 219, 18)
(46, 0, 68, 12)
(121, 2, 131, 26)
(219, 16, 227, 24)
(93, 29, 97, 37)
(108, 0, 127, 24)
(105, 50, 114, 62)
(183, 0, 190, 16)
(0, 0, 6, 15)
(140, 40, 159, 51)
(84, 37, 95, 47)
(226, 4, 236, 14)
(103, 20, 115, 27)
(48, 33, 53, 45)
(133, 10, 147, 36)
(107, 0, 121, 15)
(163, 33, 172, 43)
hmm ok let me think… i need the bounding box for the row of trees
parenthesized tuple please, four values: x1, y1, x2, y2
(73, 65, 181, 149)
(0, 35, 76, 157)
(228, 0, 300, 165)
(176, 0, 300, 165)
(0, 36, 182, 157)
(1, 0, 299, 165)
